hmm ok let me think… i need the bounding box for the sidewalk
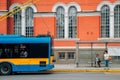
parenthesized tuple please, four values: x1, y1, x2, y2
(50, 64, 120, 72)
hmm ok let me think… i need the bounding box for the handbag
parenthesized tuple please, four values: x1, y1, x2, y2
(108, 56, 112, 60)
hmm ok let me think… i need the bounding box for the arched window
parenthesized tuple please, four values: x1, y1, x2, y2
(68, 6, 77, 38)
(25, 7, 34, 37)
(114, 5, 120, 38)
(14, 6, 22, 35)
(101, 5, 110, 38)
(56, 6, 65, 38)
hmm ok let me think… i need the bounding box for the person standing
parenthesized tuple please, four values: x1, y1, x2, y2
(104, 50, 110, 69)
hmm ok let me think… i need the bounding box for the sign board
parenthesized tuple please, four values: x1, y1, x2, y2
(108, 47, 120, 56)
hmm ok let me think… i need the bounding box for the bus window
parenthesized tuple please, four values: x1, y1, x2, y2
(20, 48, 28, 58)
(4, 48, 12, 58)
(11, 45, 19, 58)
(29, 43, 48, 58)
(0, 48, 2, 57)
(0, 45, 13, 58)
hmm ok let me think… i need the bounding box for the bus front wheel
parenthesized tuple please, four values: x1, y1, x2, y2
(0, 63, 12, 75)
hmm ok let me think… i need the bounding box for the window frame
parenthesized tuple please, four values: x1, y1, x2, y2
(68, 6, 77, 38)
(68, 52, 75, 59)
(25, 7, 34, 37)
(58, 52, 65, 59)
(101, 5, 110, 38)
(13, 6, 22, 35)
(114, 5, 120, 38)
(56, 6, 65, 38)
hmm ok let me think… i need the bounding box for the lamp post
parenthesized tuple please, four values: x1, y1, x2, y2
(90, 43, 93, 67)
(76, 41, 79, 67)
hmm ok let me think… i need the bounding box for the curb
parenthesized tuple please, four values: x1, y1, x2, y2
(48, 69, 120, 72)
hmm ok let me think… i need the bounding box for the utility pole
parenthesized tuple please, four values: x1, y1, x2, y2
(90, 43, 93, 67)
(76, 41, 79, 67)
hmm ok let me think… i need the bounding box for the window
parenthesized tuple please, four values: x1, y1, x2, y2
(101, 5, 110, 38)
(29, 43, 48, 58)
(0, 48, 3, 57)
(68, 7, 77, 38)
(55, 5, 78, 39)
(14, 6, 22, 35)
(114, 5, 120, 38)
(25, 7, 34, 37)
(58, 52, 65, 59)
(56, 7, 65, 38)
(0, 43, 49, 58)
(68, 52, 75, 59)
(0, 44, 19, 58)
(112, 56, 120, 61)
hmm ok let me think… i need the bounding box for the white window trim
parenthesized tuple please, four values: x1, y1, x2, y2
(54, 38, 80, 41)
(0, 11, 7, 16)
(9, 3, 37, 12)
(22, 9, 26, 36)
(113, 1, 120, 7)
(34, 12, 55, 17)
(52, 2, 66, 12)
(67, 2, 81, 12)
(113, 1, 120, 38)
(97, 1, 113, 38)
(98, 38, 120, 41)
(77, 11, 100, 16)
(52, 46, 106, 49)
(97, 1, 120, 39)
(9, 3, 22, 10)
(9, 3, 37, 36)
(52, 2, 81, 39)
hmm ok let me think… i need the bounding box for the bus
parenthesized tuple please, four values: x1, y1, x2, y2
(0, 34, 54, 75)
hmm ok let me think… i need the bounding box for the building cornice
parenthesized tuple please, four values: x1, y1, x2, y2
(52, 46, 106, 49)
(98, 38, 120, 42)
(54, 38, 80, 41)
(77, 11, 100, 16)
(34, 12, 56, 17)
(0, 11, 8, 16)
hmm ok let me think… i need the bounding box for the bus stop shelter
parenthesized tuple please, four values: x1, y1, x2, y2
(76, 40, 120, 67)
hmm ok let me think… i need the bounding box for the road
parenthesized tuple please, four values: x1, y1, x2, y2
(0, 72, 120, 80)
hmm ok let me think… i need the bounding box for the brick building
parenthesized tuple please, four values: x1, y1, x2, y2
(0, 0, 120, 64)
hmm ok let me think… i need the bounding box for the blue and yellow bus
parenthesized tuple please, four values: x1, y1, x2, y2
(0, 34, 54, 75)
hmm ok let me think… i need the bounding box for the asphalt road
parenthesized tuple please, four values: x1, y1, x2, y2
(0, 72, 120, 80)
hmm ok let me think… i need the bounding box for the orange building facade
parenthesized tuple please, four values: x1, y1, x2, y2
(0, 0, 120, 64)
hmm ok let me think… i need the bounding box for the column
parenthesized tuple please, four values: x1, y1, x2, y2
(110, 6, 114, 38)
(21, 9, 26, 36)
(65, 7, 68, 38)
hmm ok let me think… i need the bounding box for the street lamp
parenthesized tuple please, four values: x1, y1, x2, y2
(76, 41, 79, 67)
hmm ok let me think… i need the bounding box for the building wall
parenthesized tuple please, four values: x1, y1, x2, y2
(0, 0, 8, 34)
(0, 19, 7, 34)
(78, 14, 100, 41)
(0, 0, 7, 10)
(34, 16, 55, 36)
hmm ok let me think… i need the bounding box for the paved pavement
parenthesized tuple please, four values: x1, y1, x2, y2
(50, 64, 120, 72)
